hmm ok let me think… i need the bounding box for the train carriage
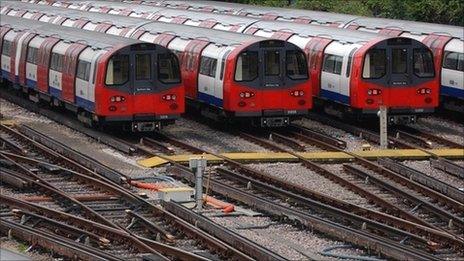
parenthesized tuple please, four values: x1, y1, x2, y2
(13, 1, 440, 124)
(0, 15, 184, 131)
(2, 2, 312, 127)
(121, 0, 464, 113)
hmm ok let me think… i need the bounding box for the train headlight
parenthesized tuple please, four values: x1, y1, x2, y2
(368, 89, 381, 96)
(239, 92, 255, 99)
(110, 96, 126, 102)
(290, 90, 304, 97)
(163, 94, 177, 101)
(417, 88, 431, 95)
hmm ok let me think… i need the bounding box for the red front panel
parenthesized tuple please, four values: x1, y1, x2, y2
(349, 56, 439, 110)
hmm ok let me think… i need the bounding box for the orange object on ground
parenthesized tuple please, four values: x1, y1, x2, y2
(204, 195, 235, 213)
(130, 181, 170, 191)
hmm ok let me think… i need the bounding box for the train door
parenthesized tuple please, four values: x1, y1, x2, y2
(387, 40, 412, 86)
(261, 48, 283, 88)
(198, 44, 221, 106)
(320, 42, 347, 104)
(214, 48, 232, 106)
(131, 46, 156, 94)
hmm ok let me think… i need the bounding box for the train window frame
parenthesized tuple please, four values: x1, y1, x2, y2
(50, 52, 64, 72)
(392, 48, 408, 74)
(346, 48, 358, 77)
(158, 52, 181, 84)
(199, 56, 218, 78)
(413, 48, 435, 78)
(26, 46, 39, 65)
(234, 51, 258, 82)
(322, 54, 343, 75)
(135, 53, 152, 81)
(362, 49, 387, 79)
(285, 50, 308, 80)
(443, 51, 461, 71)
(76, 60, 91, 81)
(264, 50, 281, 76)
(2, 40, 12, 57)
(105, 54, 130, 86)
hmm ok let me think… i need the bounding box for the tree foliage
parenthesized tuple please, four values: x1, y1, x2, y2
(222, 0, 463, 26)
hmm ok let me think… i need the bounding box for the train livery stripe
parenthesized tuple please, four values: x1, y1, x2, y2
(198, 92, 223, 107)
(320, 89, 349, 104)
(441, 85, 464, 99)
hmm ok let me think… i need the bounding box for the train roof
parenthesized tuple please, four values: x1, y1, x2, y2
(22, 1, 392, 44)
(0, 15, 143, 50)
(155, 0, 464, 40)
(1, 1, 268, 47)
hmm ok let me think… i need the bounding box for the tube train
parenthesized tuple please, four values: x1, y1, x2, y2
(124, 0, 464, 113)
(0, 15, 183, 132)
(15, 1, 441, 124)
(1, 3, 312, 128)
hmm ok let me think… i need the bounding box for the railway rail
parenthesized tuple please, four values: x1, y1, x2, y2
(0, 123, 266, 261)
(135, 129, 464, 259)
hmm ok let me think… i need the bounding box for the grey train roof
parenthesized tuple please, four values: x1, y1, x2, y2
(1, 1, 267, 46)
(0, 15, 144, 50)
(158, 0, 464, 40)
(11, 1, 392, 44)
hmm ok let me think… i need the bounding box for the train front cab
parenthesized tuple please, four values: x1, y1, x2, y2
(352, 37, 438, 124)
(98, 43, 183, 131)
(225, 40, 311, 127)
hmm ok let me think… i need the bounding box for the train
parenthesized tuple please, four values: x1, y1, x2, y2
(122, 0, 464, 114)
(0, 15, 184, 132)
(1, 2, 312, 128)
(15, 1, 441, 124)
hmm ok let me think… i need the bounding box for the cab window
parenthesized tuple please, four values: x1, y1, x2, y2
(413, 48, 435, 77)
(105, 54, 129, 85)
(264, 50, 280, 76)
(158, 52, 181, 84)
(286, 50, 308, 80)
(392, 48, 407, 74)
(363, 49, 386, 79)
(135, 53, 152, 80)
(235, 51, 258, 82)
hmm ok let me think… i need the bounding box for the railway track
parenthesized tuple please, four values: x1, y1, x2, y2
(0, 123, 266, 261)
(136, 129, 464, 259)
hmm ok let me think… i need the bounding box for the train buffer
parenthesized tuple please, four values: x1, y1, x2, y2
(138, 148, 464, 168)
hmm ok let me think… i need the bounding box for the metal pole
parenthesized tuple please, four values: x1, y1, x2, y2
(378, 106, 388, 149)
(189, 157, 207, 211)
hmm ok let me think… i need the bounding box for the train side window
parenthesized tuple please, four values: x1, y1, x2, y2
(323, 54, 342, 75)
(158, 52, 181, 84)
(2, 40, 12, 57)
(286, 50, 308, 80)
(413, 48, 435, 78)
(76, 60, 91, 81)
(50, 53, 64, 72)
(443, 51, 459, 70)
(135, 53, 152, 80)
(363, 49, 386, 79)
(235, 51, 258, 82)
(346, 48, 358, 77)
(27, 47, 39, 64)
(105, 54, 129, 85)
(199, 56, 217, 77)
(458, 53, 464, 72)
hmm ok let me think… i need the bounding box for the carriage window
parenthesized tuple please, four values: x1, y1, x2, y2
(458, 53, 464, 72)
(363, 49, 386, 79)
(286, 50, 308, 80)
(135, 54, 152, 80)
(2, 40, 12, 57)
(199, 57, 217, 77)
(50, 53, 64, 72)
(76, 60, 91, 81)
(346, 48, 358, 77)
(443, 51, 462, 71)
(392, 48, 407, 74)
(105, 54, 129, 85)
(413, 48, 435, 77)
(323, 54, 343, 75)
(235, 51, 258, 82)
(265, 50, 280, 76)
(158, 53, 181, 84)
(27, 47, 39, 64)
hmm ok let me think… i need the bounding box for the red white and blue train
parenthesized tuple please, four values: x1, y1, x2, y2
(0, 15, 184, 132)
(18, 0, 441, 123)
(124, 0, 464, 113)
(1, 2, 312, 127)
